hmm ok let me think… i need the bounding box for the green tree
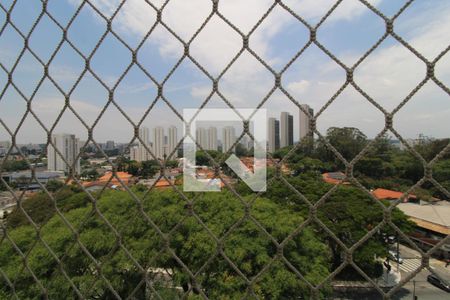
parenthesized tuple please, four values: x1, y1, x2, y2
(432, 159, 450, 183)
(272, 146, 293, 160)
(80, 168, 100, 181)
(0, 189, 331, 299)
(127, 160, 140, 176)
(46, 180, 64, 192)
(6, 186, 90, 229)
(291, 157, 333, 176)
(235, 143, 248, 157)
(141, 160, 159, 178)
(166, 160, 179, 168)
(258, 173, 412, 280)
(195, 150, 221, 166)
(316, 127, 368, 164)
(355, 157, 394, 178)
(115, 155, 129, 172)
(0, 160, 29, 172)
(391, 152, 423, 184)
(414, 135, 450, 161)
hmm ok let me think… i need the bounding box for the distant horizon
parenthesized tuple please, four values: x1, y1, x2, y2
(2, 131, 447, 147)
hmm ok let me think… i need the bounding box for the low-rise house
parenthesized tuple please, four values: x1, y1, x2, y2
(1, 171, 63, 190)
(154, 178, 174, 188)
(372, 188, 417, 202)
(397, 200, 450, 258)
(0, 191, 20, 219)
(82, 171, 133, 191)
(322, 172, 349, 185)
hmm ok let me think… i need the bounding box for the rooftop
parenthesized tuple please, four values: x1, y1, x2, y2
(2, 171, 63, 180)
(397, 201, 450, 235)
(322, 172, 349, 185)
(372, 188, 416, 201)
(82, 171, 133, 189)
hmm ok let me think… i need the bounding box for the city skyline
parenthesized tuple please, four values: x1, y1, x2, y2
(130, 126, 178, 161)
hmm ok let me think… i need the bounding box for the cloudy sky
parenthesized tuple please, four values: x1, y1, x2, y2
(0, 0, 449, 145)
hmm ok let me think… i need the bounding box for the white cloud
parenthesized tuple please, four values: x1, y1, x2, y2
(76, 0, 380, 71)
(3, 0, 449, 143)
(353, 4, 450, 111)
(283, 0, 382, 23)
(287, 80, 311, 94)
(190, 85, 211, 100)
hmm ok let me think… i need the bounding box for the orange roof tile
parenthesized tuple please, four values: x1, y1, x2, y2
(372, 188, 415, 201)
(155, 178, 172, 188)
(81, 171, 133, 188)
(98, 171, 132, 182)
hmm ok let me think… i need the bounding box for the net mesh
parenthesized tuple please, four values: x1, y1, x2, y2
(0, 0, 449, 299)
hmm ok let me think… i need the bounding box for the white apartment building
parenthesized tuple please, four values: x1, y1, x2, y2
(47, 134, 80, 174)
(207, 127, 218, 151)
(196, 127, 209, 150)
(168, 126, 178, 158)
(131, 126, 177, 161)
(130, 127, 152, 162)
(222, 126, 236, 153)
(153, 126, 165, 159)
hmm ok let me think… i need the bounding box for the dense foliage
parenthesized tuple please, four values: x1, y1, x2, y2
(116, 157, 178, 178)
(237, 171, 413, 280)
(1, 127, 446, 298)
(0, 160, 29, 172)
(274, 128, 450, 200)
(0, 189, 331, 299)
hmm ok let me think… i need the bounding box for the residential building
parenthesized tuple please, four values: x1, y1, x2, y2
(105, 140, 115, 150)
(239, 135, 252, 151)
(153, 126, 165, 159)
(288, 114, 294, 146)
(0, 141, 10, 148)
(268, 117, 280, 153)
(299, 104, 314, 141)
(168, 126, 178, 158)
(1, 171, 62, 190)
(397, 200, 450, 258)
(207, 127, 218, 151)
(196, 127, 209, 150)
(130, 127, 152, 162)
(322, 172, 349, 185)
(222, 126, 236, 153)
(280, 112, 293, 148)
(47, 134, 80, 174)
(0, 141, 10, 157)
(139, 127, 152, 161)
(129, 146, 140, 161)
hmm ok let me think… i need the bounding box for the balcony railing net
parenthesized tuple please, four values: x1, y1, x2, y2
(0, 0, 449, 299)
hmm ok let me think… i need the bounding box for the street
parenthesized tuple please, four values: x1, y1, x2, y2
(332, 244, 450, 299)
(392, 244, 450, 300)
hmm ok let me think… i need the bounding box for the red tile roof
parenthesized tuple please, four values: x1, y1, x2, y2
(372, 188, 415, 201)
(82, 171, 133, 188)
(155, 178, 173, 188)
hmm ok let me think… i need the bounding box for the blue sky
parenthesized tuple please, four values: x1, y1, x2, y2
(0, 0, 449, 144)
